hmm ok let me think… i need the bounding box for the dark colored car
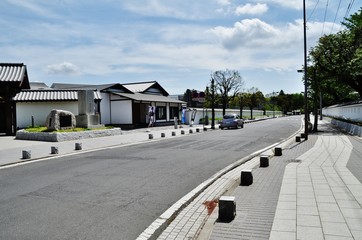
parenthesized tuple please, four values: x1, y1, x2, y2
(219, 114, 244, 129)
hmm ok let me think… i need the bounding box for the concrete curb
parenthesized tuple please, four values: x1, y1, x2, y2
(137, 118, 304, 240)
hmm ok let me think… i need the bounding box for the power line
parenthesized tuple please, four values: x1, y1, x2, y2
(339, 0, 355, 31)
(331, 0, 342, 33)
(321, 0, 329, 35)
(307, 0, 320, 23)
(344, 0, 355, 20)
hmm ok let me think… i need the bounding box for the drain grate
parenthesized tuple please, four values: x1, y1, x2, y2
(286, 159, 301, 163)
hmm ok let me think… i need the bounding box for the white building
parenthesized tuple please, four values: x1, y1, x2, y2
(14, 81, 185, 129)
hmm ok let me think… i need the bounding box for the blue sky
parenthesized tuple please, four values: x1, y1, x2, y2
(1, 0, 360, 95)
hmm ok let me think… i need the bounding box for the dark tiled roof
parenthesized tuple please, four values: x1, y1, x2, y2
(14, 90, 102, 102)
(0, 63, 30, 89)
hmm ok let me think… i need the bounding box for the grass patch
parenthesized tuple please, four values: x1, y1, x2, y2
(24, 126, 114, 133)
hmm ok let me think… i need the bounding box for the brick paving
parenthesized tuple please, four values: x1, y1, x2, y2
(209, 133, 317, 240)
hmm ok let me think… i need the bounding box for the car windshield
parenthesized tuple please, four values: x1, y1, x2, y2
(223, 115, 236, 119)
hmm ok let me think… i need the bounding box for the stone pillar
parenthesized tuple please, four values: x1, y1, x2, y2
(78, 90, 94, 115)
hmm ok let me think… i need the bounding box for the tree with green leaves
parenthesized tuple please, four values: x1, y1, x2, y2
(211, 69, 244, 116)
(244, 87, 265, 119)
(309, 8, 362, 100)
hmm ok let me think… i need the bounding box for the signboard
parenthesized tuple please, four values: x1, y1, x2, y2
(192, 91, 205, 103)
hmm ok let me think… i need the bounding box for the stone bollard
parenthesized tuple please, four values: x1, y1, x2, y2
(51, 146, 59, 154)
(22, 150, 31, 159)
(218, 196, 236, 222)
(148, 134, 154, 140)
(296, 136, 301, 142)
(260, 156, 269, 167)
(181, 130, 185, 135)
(274, 147, 282, 156)
(172, 131, 176, 136)
(75, 143, 82, 150)
(189, 129, 193, 134)
(196, 128, 200, 133)
(240, 170, 253, 186)
(161, 133, 165, 138)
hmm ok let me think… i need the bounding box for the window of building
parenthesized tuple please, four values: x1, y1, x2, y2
(170, 107, 179, 119)
(156, 106, 166, 120)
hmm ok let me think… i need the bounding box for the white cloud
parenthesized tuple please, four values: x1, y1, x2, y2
(46, 62, 80, 75)
(209, 18, 284, 49)
(235, 3, 268, 15)
(215, 0, 231, 6)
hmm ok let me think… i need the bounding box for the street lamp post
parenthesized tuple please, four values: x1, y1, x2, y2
(303, 0, 309, 140)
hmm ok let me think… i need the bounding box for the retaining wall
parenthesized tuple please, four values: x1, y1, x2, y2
(16, 128, 122, 142)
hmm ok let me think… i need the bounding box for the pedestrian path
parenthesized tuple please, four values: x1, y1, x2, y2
(270, 123, 362, 240)
(144, 120, 362, 240)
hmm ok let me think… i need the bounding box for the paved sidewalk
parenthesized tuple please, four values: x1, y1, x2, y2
(0, 124, 207, 168)
(147, 120, 362, 240)
(270, 122, 362, 240)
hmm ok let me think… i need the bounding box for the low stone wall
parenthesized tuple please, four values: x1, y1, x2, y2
(16, 128, 122, 142)
(331, 119, 362, 137)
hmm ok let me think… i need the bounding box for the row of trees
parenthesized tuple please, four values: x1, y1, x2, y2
(183, 69, 304, 119)
(307, 7, 361, 130)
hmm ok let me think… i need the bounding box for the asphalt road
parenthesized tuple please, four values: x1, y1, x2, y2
(0, 116, 302, 239)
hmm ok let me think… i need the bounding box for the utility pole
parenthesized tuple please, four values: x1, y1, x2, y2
(211, 78, 215, 129)
(303, 0, 309, 140)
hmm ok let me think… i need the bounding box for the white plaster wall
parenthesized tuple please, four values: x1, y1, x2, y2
(323, 103, 362, 121)
(184, 108, 283, 124)
(110, 100, 132, 124)
(16, 102, 78, 128)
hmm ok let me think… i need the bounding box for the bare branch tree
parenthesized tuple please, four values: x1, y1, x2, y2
(211, 69, 244, 116)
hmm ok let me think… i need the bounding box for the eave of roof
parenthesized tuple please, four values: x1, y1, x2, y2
(113, 92, 185, 104)
(51, 82, 133, 94)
